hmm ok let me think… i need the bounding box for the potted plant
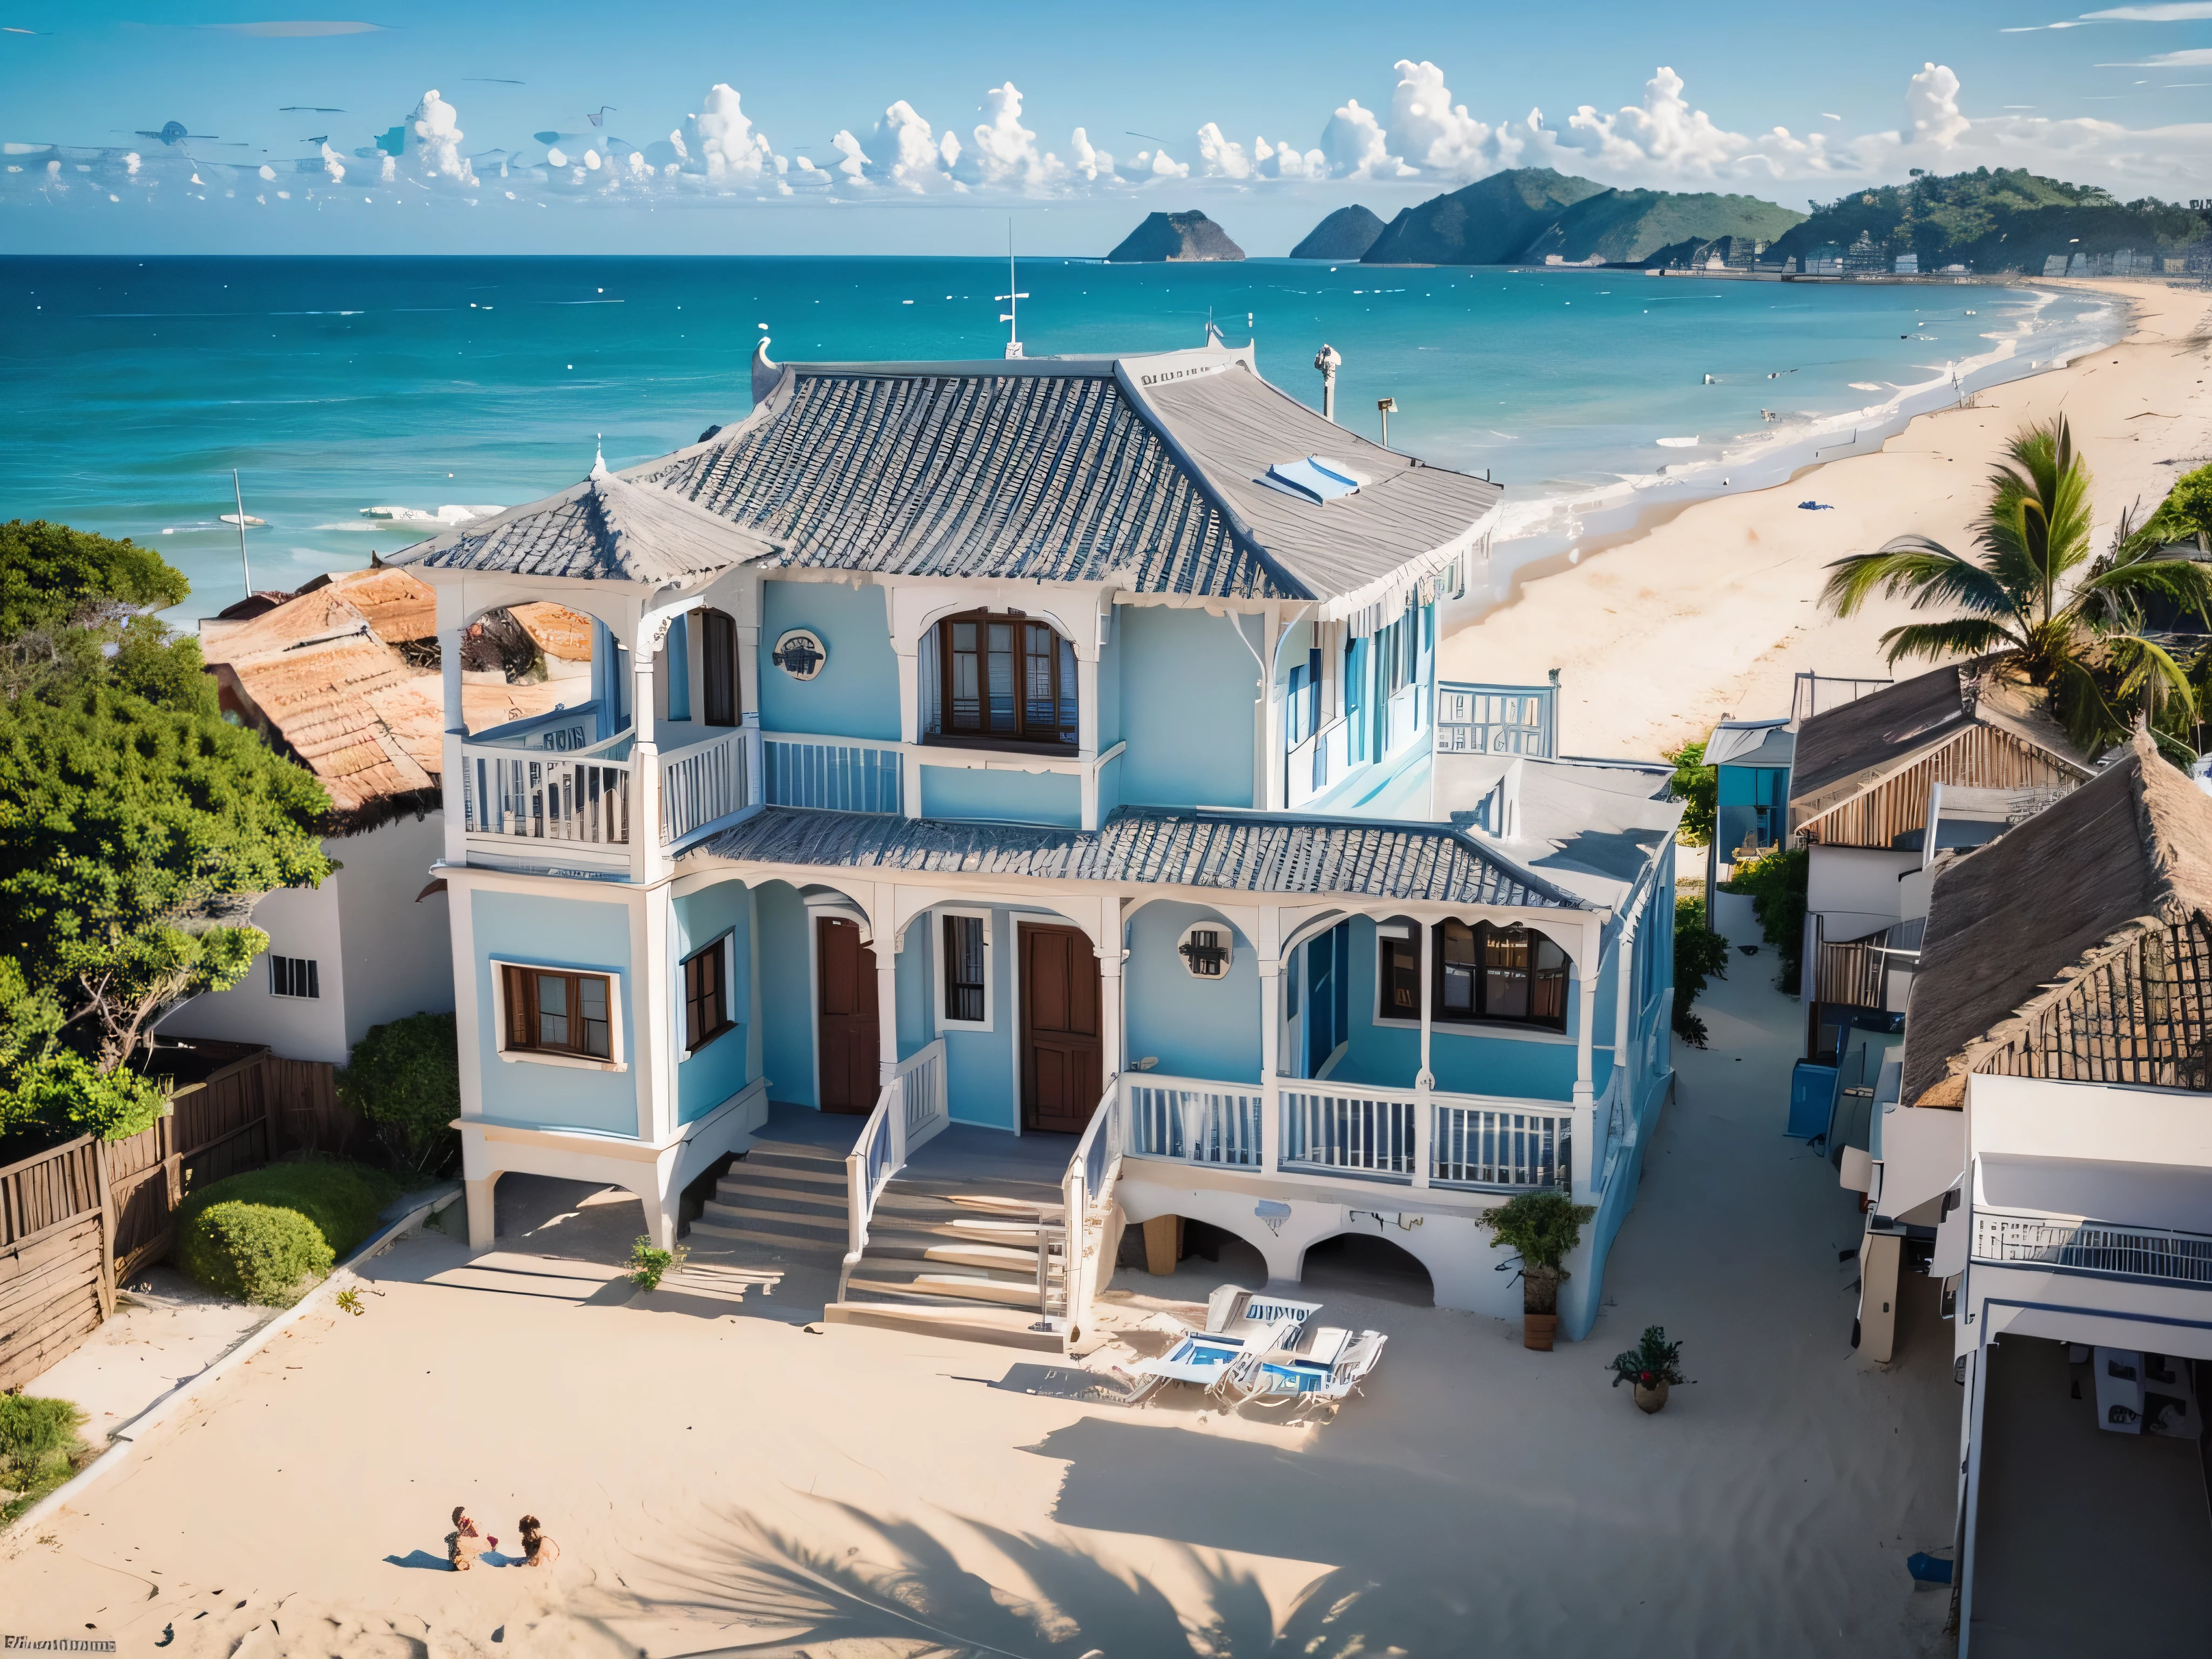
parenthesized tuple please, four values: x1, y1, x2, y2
(1481, 1191, 1595, 1351)
(1608, 1325, 1686, 1412)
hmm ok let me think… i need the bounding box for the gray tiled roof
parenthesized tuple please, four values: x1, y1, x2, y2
(685, 805, 1586, 909)
(390, 467, 772, 584)
(634, 344, 1502, 607)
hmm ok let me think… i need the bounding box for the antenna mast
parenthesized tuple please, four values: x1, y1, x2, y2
(232, 469, 253, 595)
(997, 218, 1028, 360)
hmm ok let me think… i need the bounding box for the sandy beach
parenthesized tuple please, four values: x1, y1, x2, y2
(0, 969, 1960, 1658)
(1442, 279, 2212, 759)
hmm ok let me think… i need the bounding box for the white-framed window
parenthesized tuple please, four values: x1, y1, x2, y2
(270, 955, 320, 999)
(680, 930, 739, 1059)
(1176, 921, 1232, 980)
(933, 907, 994, 1030)
(489, 957, 628, 1072)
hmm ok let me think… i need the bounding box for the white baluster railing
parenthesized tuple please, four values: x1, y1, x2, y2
(1431, 1098, 1574, 1192)
(896, 1039, 949, 1157)
(1280, 1083, 1419, 1179)
(658, 728, 754, 845)
(460, 744, 632, 852)
(1060, 1078, 1125, 1342)
(835, 1040, 948, 1301)
(1127, 1075, 1265, 1167)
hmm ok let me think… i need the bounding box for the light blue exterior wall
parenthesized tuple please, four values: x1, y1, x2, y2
(758, 579, 901, 741)
(1117, 606, 1256, 810)
(1096, 605, 1123, 751)
(671, 882, 753, 1124)
(757, 881, 817, 1108)
(895, 914, 930, 1058)
(939, 905, 1022, 1131)
(1124, 902, 1261, 1083)
(919, 766, 1082, 828)
(471, 889, 638, 1136)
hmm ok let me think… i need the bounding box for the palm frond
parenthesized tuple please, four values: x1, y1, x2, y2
(1875, 617, 2021, 666)
(1819, 537, 2014, 618)
(2106, 631, 2201, 725)
(2075, 557, 2212, 632)
(2048, 652, 2129, 756)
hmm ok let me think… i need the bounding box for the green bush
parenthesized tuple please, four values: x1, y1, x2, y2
(1661, 740, 1715, 848)
(0, 1393, 87, 1520)
(336, 1011, 461, 1178)
(1721, 845, 1810, 986)
(1673, 894, 1730, 1049)
(172, 1159, 400, 1303)
(176, 1201, 334, 1305)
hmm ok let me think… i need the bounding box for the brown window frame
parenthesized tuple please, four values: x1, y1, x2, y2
(931, 609, 1078, 756)
(700, 608, 739, 729)
(1377, 932, 1420, 1021)
(502, 964, 615, 1060)
(1431, 920, 1569, 1033)
(682, 939, 734, 1053)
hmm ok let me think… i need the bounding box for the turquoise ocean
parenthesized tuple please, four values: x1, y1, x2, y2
(0, 256, 2122, 620)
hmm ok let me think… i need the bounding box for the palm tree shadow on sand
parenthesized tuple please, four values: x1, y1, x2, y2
(588, 1496, 1460, 1657)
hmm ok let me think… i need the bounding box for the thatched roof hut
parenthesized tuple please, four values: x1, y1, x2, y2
(1902, 727, 2212, 1107)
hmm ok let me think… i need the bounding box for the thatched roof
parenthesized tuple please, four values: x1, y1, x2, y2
(1790, 657, 2094, 822)
(1901, 727, 2212, 1106)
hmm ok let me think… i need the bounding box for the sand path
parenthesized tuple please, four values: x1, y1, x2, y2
(1, 968, 1958, 1657)
(1441, 279, 2212, 760)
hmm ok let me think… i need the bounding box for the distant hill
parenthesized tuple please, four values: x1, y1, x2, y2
(1290, 205, 1387, 260)
(1361, 169, 1609, 265)
(1766, 167, 2206, 273)
(1106, 211, 1245, 262)
(1519, 188, 1804, 265)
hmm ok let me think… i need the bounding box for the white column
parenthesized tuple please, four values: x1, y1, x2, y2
(895, 635, 923, 820)
(633, 887, 669, 1143)
(629, 634, 660, 884)
(1097, 895, 1125, 1080)
(875, 884, 901, 1086)
(1570, 918, 1600, 1201)
(1414, 915, 1433, 1189)
(1257, 906, 1282, 1174)
(439, 585, 469, 865)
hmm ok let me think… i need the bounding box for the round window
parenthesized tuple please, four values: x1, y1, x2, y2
(1176, 922, 1232, 980)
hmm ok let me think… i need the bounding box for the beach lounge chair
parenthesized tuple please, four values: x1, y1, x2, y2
(1122, 1286, 1323, 1401)
(1220, 1326, 1389, 1407)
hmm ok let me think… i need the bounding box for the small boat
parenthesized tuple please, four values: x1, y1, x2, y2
(219, 512, 267, 528)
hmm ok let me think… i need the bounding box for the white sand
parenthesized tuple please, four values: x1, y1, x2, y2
(1442, 280, 2212, 760)
(0, 967, 1961, 1656)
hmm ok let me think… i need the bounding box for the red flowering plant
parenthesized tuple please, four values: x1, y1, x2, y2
(1607, 1325, 1685, 1390)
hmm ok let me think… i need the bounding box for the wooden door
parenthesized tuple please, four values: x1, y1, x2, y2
(816, 916, 880, 1113)
(1020, 923, 1101, 1134)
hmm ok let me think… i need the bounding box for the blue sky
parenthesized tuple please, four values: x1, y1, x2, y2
(4, 1, 2208, 254)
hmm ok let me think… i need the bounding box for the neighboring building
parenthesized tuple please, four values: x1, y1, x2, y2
(1788, 659, 2095, 1068)
(156, 568, 586, 1065)
(388, 333, 1680, 1342)
(1700, 715, 1792, 908)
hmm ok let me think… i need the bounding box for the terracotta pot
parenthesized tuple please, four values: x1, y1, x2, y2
(1634, 1379, 1670, 1413)
(1523, 1313, 1557, 1351)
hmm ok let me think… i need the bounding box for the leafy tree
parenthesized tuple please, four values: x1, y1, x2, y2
(2147, 461, 2212, 549)
(336, 1013, 461, 1178)
(1672, 894, 1729, 1050)
(1662, 739, 1715, 847)
(0, 523, 332, 1148)
(1721, 846, 1810, 987)
(1819, 416, 2212, 759)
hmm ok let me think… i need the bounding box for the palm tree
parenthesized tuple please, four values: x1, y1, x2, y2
(1820, 415, 2212, 756)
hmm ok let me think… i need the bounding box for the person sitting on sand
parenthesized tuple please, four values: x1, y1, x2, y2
(516, 1515, 559, 1567)
(447, 1506, 497, 1571)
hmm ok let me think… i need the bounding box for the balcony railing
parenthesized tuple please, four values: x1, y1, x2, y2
(1972, 1210, 2212, 1289)
(461, 745, 632, 855)
(765, 736, 905, 814)
(660, 727, 757, 845)
(1114, 1071, 1575, 1197)
(1436, 681, 1557, 758)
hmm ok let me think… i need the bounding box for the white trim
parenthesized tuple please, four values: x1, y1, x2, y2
(488, 955, 629, 1072)
(930, 904, 996, 1033)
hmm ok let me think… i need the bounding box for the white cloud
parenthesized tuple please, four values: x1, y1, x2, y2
(1195, 123, 1250, 178)
(1904, 62, 1971, 147)
(957, 83, 1060, 188)
(407, 90, 475, 185)
(1321, 98, 1411, 178)
(320, 141, 345, 183)
(1386, 59, 1502, 176)
(684, 84, 778, 184)
(829, 129, 869, 179)
(1128, 147, 1189, 178)
(1068, 127, 1115, 181)
(2096, 45, 2212, 63)
(2083, 3, 2212, 17)
(858, 100, 961, 191)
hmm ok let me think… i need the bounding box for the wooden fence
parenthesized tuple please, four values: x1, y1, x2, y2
(0, 1046, 356, 1391)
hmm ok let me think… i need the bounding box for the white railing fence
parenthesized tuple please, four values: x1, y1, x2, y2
(765, 736, 903, 814)
(1129, 1078, 1265, 1166)
(1972, 1211, 2212, 1288)
(1432, 1102, 1571, 1191)
(658, 727, 754, 845)
(1281, 1086, 1419, 1178)
(1061, 1076, 1127, 1343)
(835, 1040, 949, 1300)
(461, 745, 632, 847)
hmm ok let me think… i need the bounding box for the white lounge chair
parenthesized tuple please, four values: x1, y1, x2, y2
(1221, 1325, 1389, 1407)
(1123, 1286, 1323, 1401)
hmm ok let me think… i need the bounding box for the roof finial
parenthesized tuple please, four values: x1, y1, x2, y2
(591, 433, 607, 478)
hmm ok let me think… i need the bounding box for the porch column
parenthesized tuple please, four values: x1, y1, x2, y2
(1257, 907, 1282, 1175)
(894, 634, 923, 820)
(629, 634, 660, 884)
(1097, 895, 1125, 1080)
(439, 586, 469, 865)
(1570, 917, 1601, 1201)
(875, 884, 901, 1087)
(1413, 915, 1433, 1189)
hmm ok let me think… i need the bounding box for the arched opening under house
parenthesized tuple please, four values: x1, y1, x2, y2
(1299, 1230, 1436, 1307)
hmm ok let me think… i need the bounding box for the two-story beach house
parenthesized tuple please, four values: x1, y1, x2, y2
(391, 334, 1678, 1343)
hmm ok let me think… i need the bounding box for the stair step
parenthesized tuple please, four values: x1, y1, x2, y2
(843, 1270, 1061, 1307)
(822, 1300, 1065, 1353)
(867, 1240, 1053, 1274)
(703, 1195, 846, 1228)
(686, 1218, 844, 1256)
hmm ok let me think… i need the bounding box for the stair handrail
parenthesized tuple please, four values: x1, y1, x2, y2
(1058, 1074, 1126, 1345)
(839, 1074, 905, 1301)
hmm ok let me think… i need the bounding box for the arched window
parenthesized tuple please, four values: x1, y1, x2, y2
(1433, 920, 1568, 1031)
(924, 610, 1078, 752)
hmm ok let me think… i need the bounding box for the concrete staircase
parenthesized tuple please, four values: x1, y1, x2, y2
(687, 1136, 1068, 1351)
